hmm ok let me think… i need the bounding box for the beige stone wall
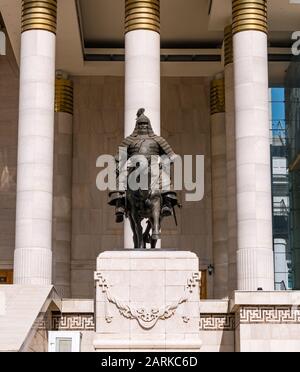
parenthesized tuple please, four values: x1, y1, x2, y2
(71, 76, 213, 299)
(71, 76, 124, 298)
(236, 323, 300, 352)
(0, 33, 18, 271)
(53, 112, 73, 298)
(200, 330, 234, 352)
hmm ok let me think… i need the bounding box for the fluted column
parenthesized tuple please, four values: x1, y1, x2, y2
(232, 0, 274, 290)
(210, 76, 229, 298)
(124, 0, 161, 248)
(224, 25, 237, 294)
(14, 0, 57, 284)
(52, 72, 73, 297)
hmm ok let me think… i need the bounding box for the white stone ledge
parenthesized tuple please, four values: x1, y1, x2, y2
(93, 338, 202, 351)
(200, 300, 230, 314)
(98, 251, 198, 260)
(230, 291, 300, 311)
(61, 299, 94, 313)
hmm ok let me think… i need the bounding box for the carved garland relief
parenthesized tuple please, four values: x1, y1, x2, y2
(94, 272, 200, 330)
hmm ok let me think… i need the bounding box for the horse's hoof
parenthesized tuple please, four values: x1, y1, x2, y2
(152, 233, 161, 240)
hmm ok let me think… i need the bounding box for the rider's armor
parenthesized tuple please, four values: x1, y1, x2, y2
(109, 109, 180, 223)
(127, 138, 161, 158)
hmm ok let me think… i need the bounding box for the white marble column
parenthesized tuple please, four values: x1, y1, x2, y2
(210, 76, 229, 299)
(124, 0, 161, 248)
(224, 25, 237, 293)
(52, 72, 73, 297)
(14, 0, 57, 284)
(232, 0, 274, 291)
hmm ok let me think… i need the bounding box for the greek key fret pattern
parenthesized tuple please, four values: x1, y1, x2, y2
(37, 317, 51, 330)
(200, 314, 235, 331)
(239, 306, 300, 324)
(199, 306, 300, 331)
(52, 313, 95, 331)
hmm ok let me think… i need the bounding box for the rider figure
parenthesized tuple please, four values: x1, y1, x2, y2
(109, 108, 180, 223)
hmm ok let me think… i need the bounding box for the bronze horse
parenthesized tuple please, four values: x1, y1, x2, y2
(127, 189, 162, 249)
(126, 165, 163, 249)
(108, 108, 180, 249)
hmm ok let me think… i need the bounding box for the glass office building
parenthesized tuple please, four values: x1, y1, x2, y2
(285, 59, 300, 290)
(270, 88, 292, 290)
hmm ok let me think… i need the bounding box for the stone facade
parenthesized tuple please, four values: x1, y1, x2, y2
(47, 292, 300, 352)
(52, 111, 73, 298)
(71, 76, 213, 299)
(0, 74, 213, 298)
(0, 33, 18, 272)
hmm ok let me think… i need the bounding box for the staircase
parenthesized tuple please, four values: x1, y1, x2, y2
(0, 285, 61, 352)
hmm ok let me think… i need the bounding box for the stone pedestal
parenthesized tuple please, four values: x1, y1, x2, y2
(93, 251, 202, 352)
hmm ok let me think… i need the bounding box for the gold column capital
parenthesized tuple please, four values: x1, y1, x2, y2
(125, 0, 160, 34)
(224, 25, 233, 66)
(55, 76, 73, 115)
(22, 0, 57, 34)
(232, 0, 268, 35)
(210, 78, 225, 115)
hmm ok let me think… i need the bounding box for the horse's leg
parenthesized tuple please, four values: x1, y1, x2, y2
(148, 217, 156, 249)
(151, 196, 161, 241)
(150, 216, 163, 249)
(131, 211, 143, 249)
(135, 217, 144, 249)
(150, 235, 157, 249)
(143, 220, 151, 249)
(128, 214, 138, 249)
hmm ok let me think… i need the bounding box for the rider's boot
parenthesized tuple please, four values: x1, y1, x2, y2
(161, 199, 173, 217)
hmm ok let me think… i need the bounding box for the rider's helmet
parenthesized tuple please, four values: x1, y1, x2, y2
(131, 108, 155, 136)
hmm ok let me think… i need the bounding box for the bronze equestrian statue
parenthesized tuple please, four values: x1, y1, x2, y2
(108, 109, 180, 249)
